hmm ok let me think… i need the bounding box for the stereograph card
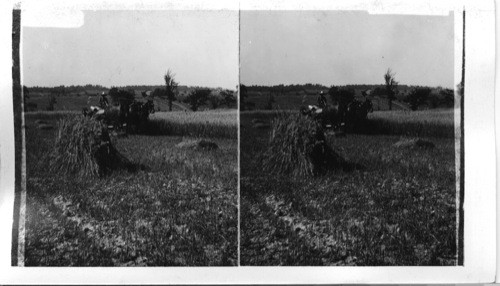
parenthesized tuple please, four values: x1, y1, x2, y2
(0, 0, 496, 284)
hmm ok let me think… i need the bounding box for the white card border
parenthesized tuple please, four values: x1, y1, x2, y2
(0, 0, 496, 284)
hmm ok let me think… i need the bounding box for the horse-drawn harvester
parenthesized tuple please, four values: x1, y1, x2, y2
(82, 89, 155, 134)
(300, 89, 373, 134)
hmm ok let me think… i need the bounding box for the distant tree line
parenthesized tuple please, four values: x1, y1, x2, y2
(28, 84, 107, 94)
(24, 82, 236, 113)
(26, 84, 234, 98)
(244, 83, 327, 94)
(404, 86, 454, 110)
(241, 81, 454, 111)
(243, 83, 421, 95)
(182, 88, 236, 111)
(242, 68, 454, 111)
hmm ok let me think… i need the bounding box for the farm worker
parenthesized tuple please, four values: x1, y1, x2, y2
(99, 92, 109, 108)
(317, 91, 327, 108)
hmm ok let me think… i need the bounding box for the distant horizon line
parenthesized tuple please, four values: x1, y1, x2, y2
(23, 82, 455, 90)
(241, 82, 455, 89)
(24, 83, 238, 90)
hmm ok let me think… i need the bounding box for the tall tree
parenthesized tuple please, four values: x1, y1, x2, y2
(384, 68, 398, 110)
(164, 69, 178, 111)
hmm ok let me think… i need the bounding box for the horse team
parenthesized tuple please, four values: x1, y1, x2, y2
(301, 90, 374, 132)
(82, 89, 155, 133)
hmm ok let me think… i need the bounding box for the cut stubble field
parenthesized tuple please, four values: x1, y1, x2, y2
(240, 110, 457, 266)
(22, 108, 458, 266)
(24, 111, 237, 266)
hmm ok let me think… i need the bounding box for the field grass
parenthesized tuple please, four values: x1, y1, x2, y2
(151, 109, 237, 125)
(24, 112, 237, 266)
(369, 109, 454, 124)
(147, 110, 237, 139)
(240, 111, 457, 266)
(365, 109, 455, 138)
(241, 108, 455, 138)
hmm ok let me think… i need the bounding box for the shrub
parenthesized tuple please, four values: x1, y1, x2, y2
(439, 88, 455, 107)
(208, 94, 221, 109)
(221, 90, 236, 108)
(371, 87, 386, 96)
(407, 87, 431, 110)
(184, 89, 210, 111)
(49, 116, 129, 177)
(261, 113, 345, 177)
(152, 88, 166, 98)
(428, 93, 440, 108)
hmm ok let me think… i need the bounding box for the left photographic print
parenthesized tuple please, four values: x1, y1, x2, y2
(13, 9, 238, 266)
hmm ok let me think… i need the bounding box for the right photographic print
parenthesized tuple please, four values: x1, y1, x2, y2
(239, 10, 460, 266)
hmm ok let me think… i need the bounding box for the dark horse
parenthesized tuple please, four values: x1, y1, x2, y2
(344, 99, 373, 131)
(301, 98, 373, 132)
(82, 91, 155, 134)
(125, 99, 155, 133)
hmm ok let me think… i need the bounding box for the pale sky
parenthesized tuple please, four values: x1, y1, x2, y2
(241, 11, 454, 88)
(22, 10, 239, 89)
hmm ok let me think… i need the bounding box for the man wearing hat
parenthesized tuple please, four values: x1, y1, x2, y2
(99, 91, 109, 108)
(317, 91, 327, 108)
